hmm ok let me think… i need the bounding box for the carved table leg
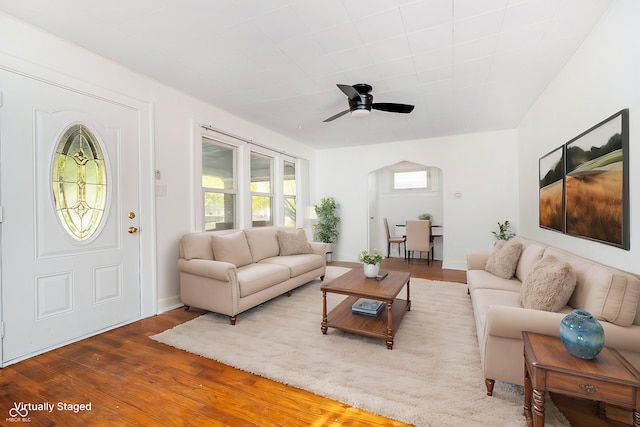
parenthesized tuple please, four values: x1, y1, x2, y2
(321, 291, 328, 334)
(532, 389, 545, 426)
(524, 366, 532, 425)
(633, 409, 640, 427)
(596, 401, 607, 420)
(386, 300, 394, 350)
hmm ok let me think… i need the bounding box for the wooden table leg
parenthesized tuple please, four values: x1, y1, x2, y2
(524, 364, 533, 426)
(386, 300, 393, 350)
(321, 291, 328, 334)
(532, 389, 545, 426)
(633, 410, 640, 427)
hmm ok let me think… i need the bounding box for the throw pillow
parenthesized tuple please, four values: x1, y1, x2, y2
(277, 229, 313, 256)
(210, 231, 253, 267)
(520, 255, 577, 312)
(484, 239, 523, 279)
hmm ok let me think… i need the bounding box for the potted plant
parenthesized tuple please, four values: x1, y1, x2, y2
(358, 249, 383, 277)
(418, 213, 432, 221)
(492, 220, 515, 241)
(313, 197, 340, 252)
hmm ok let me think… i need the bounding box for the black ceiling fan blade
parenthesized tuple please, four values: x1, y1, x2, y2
(322, 109, 350, 122)
(336, 84, 361, 101)
(372, 103, 415, 114)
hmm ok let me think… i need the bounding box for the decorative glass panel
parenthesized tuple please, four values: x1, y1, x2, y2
(52, 124, 107, 241)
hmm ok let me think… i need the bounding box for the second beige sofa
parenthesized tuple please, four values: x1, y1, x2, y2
(467, 236, 640, 396)
(178, 226, 326, 324)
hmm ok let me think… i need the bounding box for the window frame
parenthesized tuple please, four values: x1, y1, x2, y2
(249, 150, 275, 227)
(200, 135, 239, 231)
(196, 125, 308, 231)
(283, 159, 296, 227)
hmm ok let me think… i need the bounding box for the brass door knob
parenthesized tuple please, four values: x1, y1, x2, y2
(128, 226, 138, 234)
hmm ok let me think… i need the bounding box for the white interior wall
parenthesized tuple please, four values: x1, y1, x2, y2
(0, 13, 316, 313)
(518, 0, 640, 274)
(315, 130, 520, 270)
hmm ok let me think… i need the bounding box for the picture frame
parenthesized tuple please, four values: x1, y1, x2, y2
(539, 146, 565, 233)
(538, 109, 629, 250)
(564, 109, 629, 249)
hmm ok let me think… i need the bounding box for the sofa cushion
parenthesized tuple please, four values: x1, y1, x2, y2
(519, 255, 576, 312)
(485, 240, 523, 279)
(467, 269, 521, 294)
(277, 229, 312, 256)
(244, 227, 280, 262)
(211, 231, 253, 267)
(260, 253, 324, 277)
(181, 232, 214, 260)
(237, 263, 291, 297)
(569, 263, 640, 327)
(515, 240, 545, 282)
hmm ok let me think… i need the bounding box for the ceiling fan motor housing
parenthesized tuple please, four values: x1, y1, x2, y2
(349, 92, 373, 112)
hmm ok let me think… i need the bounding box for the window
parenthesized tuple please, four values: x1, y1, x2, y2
(52, 124, 107, 241)
(283, 160, 296, 227)
(393, 170, 428, 190)
(250, 152, 273, 226)
(202, 137, 236, 231)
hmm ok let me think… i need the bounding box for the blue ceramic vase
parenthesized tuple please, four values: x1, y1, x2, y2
(559, 309, 605, 359)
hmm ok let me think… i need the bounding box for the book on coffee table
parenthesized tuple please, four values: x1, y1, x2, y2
(352, 298, 386, 316)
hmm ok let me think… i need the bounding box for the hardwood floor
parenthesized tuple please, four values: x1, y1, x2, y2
(0, 258, 632, 426)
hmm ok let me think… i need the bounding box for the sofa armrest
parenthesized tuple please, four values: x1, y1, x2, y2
(178, 258, 236, 282)
(467, 252, 489, 270)
(486, 304, 640, 354)
(485, 305, 566, 339)
(310, 241, 327, 257)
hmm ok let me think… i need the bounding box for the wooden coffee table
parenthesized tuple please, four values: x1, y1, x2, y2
(522, 331, 640, 426)
(320, 268, 410, 349)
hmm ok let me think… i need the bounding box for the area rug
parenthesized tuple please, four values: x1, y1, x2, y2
(152, 267, 569, 427)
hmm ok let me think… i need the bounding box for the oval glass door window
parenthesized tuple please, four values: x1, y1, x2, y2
(52, 124, 108, 241)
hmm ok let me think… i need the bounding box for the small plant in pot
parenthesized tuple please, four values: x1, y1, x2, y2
(492, 220, 515, 241)
(358, 249, 383, 278)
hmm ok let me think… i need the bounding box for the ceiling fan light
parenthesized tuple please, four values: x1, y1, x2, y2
(351, 109, 370, 118)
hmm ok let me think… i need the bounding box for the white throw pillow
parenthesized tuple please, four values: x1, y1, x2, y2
(485, 240, 523, 279)
(520, 255, 576, 312)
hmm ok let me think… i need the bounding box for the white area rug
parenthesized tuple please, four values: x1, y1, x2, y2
(152, 267, 569, 427)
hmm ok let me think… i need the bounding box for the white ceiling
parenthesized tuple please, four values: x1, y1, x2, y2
(0, 0, 614, 149)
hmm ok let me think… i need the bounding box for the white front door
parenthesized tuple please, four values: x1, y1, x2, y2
(0, 69, 141, 365)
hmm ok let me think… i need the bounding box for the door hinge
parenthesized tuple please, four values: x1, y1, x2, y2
(0, 206, 3, 223)
(1, 322, 4, 339)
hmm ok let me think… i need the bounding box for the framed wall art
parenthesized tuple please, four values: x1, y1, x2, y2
(539, 146, 565, 233)
(539, 109, 629, 250)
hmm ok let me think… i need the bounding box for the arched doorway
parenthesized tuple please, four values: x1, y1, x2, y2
(368, 161, 443, 259)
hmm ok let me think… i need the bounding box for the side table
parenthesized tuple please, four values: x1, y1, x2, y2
(522, 331, 640, 427)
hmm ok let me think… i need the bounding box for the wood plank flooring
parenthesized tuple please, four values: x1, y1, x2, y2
(0, 257, 632, 426)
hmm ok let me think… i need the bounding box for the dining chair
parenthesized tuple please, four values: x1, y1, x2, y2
(405, 220, 433, 264)
(383, 218, 406, 258)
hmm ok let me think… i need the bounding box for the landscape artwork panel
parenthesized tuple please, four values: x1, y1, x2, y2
(539, 146, 564, 232)
(564, 109, 629, 249)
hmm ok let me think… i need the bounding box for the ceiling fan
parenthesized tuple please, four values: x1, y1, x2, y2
(323, 83, 415, 122)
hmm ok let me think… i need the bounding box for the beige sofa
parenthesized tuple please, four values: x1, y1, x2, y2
(178, 227, 326, 324)
(467, 236, 640, 396)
